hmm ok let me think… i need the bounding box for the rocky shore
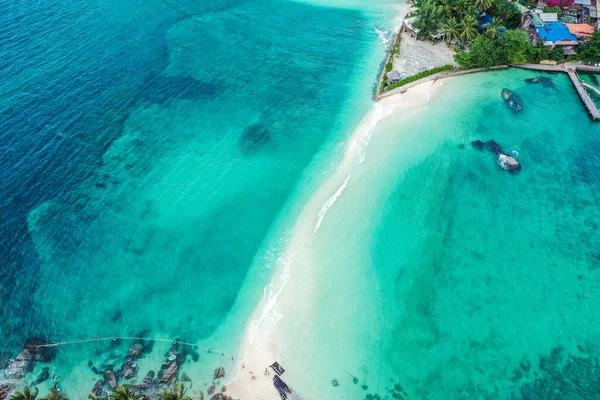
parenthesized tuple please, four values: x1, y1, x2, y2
(1, 338, 236, 400)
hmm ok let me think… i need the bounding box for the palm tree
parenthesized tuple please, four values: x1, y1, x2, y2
(10, 387, 39, 400)
(158, 382, 192, 400)
(483, 18, 505, 39)
(475, 0, 493, 11)
(453, 0, 470, 18)
(88, 395, 108, 400)
(415, 0, 442, 39)
(458, 15, 479, 42)
(438, 0, 454, 19)
(109, 386, 145, 400)
(441, 17, 460, 42)
(40, 384, 67, 400)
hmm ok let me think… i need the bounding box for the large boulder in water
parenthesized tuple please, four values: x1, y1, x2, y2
(501, 89, 523, 113)
(498, 153, 521, 173)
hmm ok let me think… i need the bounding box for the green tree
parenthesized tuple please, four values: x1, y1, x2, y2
(414, 0, 442, 39)
(489, 0, 522, 29)
(438, 0, 455, 19)
(578, 31, 600, 62)
(483, 18, 505, 39)
(109, 386, 145, 400)
(543, 6, 563, 17)
(454, 51, 474, 69)
(476, 0, 494, 11)
(10, 387, 39, 400)
(158, 382, 192, 400)
(498, 29, 531, 64)
(40, 385, 67, 400)
(458, 15, 479, 42)
(441, 17, 461, 42)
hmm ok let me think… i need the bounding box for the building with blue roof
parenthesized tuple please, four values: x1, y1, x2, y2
(535, 22, 578, 45)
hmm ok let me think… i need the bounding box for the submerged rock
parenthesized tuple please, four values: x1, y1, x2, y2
(525, 76, 555, 88)
(215, 367, 225, 379)
(332, 379, 339, 387)
(33, 367, 51, 385)
(239, 123, 271, 155)
(471, 140, 485, 150)
(208, 385, 216, 395)
(501, 89, 523, 113)
(91, 380, 105, 397)
(139, 370, 155, 390)
(486, 140, 503, 155)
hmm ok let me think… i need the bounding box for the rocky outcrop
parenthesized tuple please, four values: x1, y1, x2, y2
(214, 367, 225, 379)
(498, 153, 521, 173)
(104, 369, 118, 389)
(0, 384, 14, 400)
(139, 370, 155, 390)
(501, 89, 523, 113)
(5, 338, 55, 379)
(159, 362, 178, 384)
(472, 139, 522, 173)
(91, 380, 105, 397)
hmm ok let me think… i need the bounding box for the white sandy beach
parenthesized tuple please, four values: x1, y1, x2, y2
(226, 79, 444, 400)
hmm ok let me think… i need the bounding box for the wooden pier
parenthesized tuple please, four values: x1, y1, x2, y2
(567, 70, 600, 120)
(513, 63, 600, 121)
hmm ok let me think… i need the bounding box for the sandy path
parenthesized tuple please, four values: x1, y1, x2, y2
(225, 79, 443, 400)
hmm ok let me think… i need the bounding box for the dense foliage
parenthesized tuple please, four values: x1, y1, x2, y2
(413, 0, 520, 42)
(385, 65, 455, 91)
(453, 29, 535, 68)
(578, 31, 600, 62)
(543, 6, 563, 17)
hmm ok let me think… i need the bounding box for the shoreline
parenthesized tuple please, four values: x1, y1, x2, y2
(226, 78, 445, 400)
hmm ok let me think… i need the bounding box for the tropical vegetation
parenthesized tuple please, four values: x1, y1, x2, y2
(158, 382, 192, 400)
(453, 29, 533, 68)
(108, 385, 145, 400)
(10, 387, 39, 400)
(386, 65, 454, 91)
(412, 0, 521, 43)
(578, 31, 600, 62)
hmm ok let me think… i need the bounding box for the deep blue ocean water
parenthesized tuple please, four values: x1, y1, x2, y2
(0, 0, 386, 356)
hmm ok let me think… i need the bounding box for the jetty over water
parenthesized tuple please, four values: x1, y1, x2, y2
(513, 63, 600, 120)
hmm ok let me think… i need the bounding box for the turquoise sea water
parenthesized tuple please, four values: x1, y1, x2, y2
(268, 69, 600, 400)
(4, 0, 600, 399)
(0, 0, 393, 395)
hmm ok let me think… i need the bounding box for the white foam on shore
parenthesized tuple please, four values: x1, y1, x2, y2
(314, 174, 351, 232)
(375, 27, 390, 46)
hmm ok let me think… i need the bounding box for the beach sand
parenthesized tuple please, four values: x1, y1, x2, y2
(227, 80, 444, 400)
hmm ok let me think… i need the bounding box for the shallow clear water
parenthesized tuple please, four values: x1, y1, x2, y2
(270, 69, 600, 400)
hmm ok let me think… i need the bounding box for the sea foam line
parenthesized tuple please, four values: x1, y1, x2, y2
(314, 174, 351, 232)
